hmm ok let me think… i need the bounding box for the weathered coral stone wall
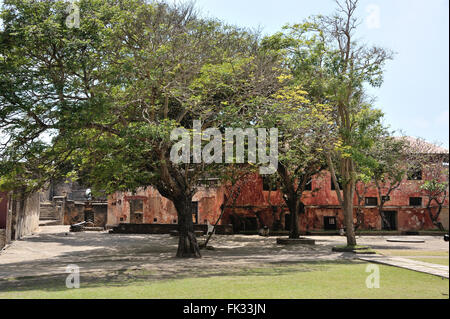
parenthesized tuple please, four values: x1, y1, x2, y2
(439, 208, 449, 230)
(2, 191, 41, 241)
(107, 186, 226, 227)
(0, 192, 8, 229)
(0, 229, 5, 250)
(0, 192, 8, 248)
(12, 192, 40, 240)
(107, 170, 449, 232)
(221, 172, 449, 232)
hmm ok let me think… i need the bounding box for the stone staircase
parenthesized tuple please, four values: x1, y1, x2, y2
(39, 201, 62, 226)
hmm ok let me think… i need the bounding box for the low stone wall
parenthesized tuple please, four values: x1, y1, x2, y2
(111, 223, 233, 235)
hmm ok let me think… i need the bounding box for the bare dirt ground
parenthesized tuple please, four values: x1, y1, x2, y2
(0, 226, 448, 290)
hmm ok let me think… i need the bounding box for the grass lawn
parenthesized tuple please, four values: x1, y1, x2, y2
(0, 261, 448, 299)
(376, 250, 449, 257)
(408, 257, 449, 266)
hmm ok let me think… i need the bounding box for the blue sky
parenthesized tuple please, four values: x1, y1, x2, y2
(173, 0, 449, 149)
(1, 0, 449, 148)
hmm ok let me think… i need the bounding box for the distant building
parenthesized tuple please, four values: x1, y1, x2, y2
(39, 179, 107, 228)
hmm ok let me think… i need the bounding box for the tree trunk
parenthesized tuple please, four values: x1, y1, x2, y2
(342, 186, 356, 245)
(426, 199, 445, 231)
(378, 207, 391, 230)
(289, 200, 299, 239)
(355, 208, 363, 231)
(174, 198, 201, 258)
(342, 159, 357, 246)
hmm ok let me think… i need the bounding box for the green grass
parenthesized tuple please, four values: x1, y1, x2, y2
(0, 262, 448, 299)
(408, 257, 449, 266)
(377, 250, 449, 257)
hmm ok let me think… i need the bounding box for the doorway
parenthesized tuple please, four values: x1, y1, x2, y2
(130, 199, 144, 224)
(84, 210, 95, 225)
(244, 217, 258, 231)
(284, 213, 291, 231)
(192, 202, 199, 225)
(382, 211, 397, 230)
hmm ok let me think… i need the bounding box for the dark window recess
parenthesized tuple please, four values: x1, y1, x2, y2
(331, 177, 343, 190)
(153, 218, 158, 223)
(324, 216, 337, 231)
(173, 219, 177, 224)
(192, 202, 199, 225)
(263, 177, 277, 191)
(409, 197, 422, 206)
(407, 168, 422, 180)
(304, 178, 312, 191)
(381, 196, 391, 202)
(382, 211, 398, 231)
(365, 197, 378, 206)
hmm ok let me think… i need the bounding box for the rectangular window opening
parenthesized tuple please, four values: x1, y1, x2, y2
(365, 197, 378, 206)
(409, 197, 422, 207)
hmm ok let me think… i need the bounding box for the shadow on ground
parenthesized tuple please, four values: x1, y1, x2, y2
(0, 227, 358, 292)
(0, 259, 366, 293)
(1, 227, 447, 293)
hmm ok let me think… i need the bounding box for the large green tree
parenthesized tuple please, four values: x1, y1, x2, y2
(0, 0, 282, 257)
(1, 0, 111, 192)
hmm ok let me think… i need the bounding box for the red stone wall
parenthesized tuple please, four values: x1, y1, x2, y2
(107, 169, 449, 232)
(107, 186, 226, 227)
(221, 171, 449, 232)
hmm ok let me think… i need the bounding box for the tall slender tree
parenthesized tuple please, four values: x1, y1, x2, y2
(262, 0, 393, 245)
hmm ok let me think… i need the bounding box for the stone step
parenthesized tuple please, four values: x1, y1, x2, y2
(40, 201, 54, 207)
(39, 220, 61, 226)
(39, 208, 60, 220)
(39, 209, 58, 215)
(40, 216, 59, 221)
(40, 202, 58, 217)
(40, 208, 57, 214)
